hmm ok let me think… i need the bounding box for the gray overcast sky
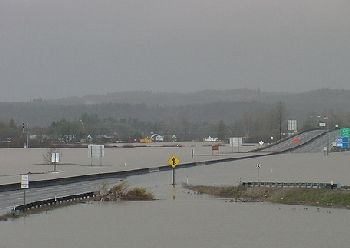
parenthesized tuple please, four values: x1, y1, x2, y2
(1, 0, 349, 101)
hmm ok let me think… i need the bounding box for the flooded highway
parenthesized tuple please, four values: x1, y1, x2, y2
(1, 151, 350, 248)
(0, 143, 258, 185)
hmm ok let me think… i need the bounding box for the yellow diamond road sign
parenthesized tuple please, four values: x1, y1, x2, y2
(168, 155, 180, 168)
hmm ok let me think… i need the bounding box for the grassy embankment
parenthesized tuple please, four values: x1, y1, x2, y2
(185, 184, 350, 209)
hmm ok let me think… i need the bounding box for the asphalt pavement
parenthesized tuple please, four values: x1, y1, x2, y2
(0, 177, 124, 215)
(293, 130, 338, 153)
(261, 130, 326, 153)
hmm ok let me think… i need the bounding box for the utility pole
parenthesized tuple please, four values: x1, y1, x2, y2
(325, 116, 329, 155)
(275, 101, 285, 141)
(22, 122, 29, 148)
(26, 123, 29, 148)
(279, 115, 282, 140)
(278, 102, 282, 141)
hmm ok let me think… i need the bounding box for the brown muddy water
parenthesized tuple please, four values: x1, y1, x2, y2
(1, 196, 349, 248)
(0, 143, 257, 185)
(1, 151, 350, 248)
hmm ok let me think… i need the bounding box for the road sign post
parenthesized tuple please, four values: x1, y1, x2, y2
(230, 137, 242, 153)
(168, 155, 180, 187)
(256, 163, 261, 185)
(51, 152, 60, 172)
(211, 144, 219, 155)
(172, 168, 175, 187)
(323, 146, 328, 156)
(340, 128, 350, 137)
(21, 174, 29, 206)
(88, 145, 105, 166)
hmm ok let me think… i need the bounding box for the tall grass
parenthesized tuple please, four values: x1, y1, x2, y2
(185, 185, 350, 208)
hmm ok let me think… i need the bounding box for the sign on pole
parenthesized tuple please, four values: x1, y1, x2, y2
(319, 122, 326, 127)
(342, 137, 349, 149)
(51, 152, 60, 163)
(230, 137, 242, 152)
(336, 137, 342, 148)
(21, 174, 29, 206)
(168, 155, 180, 187)
(168, 155, 180, 169)
(51, 152, 60, 172)
(340, 128, 350, 137)
(88, 145, 105, 158)
(288, 120, 298, 132)
(211, 144, 219, 155)
(88, 145, 105, 166)
(229, 137, 242, 147)
(21, 174, 29, 189)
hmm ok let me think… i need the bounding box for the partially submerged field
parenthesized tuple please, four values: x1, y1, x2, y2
(0, 144, 256, 185)
(185, 185, 350, 209)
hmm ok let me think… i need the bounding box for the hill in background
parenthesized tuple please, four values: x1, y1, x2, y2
(0, 88, 348, 127)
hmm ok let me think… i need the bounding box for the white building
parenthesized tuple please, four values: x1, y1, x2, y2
(204, 136, 219, 142)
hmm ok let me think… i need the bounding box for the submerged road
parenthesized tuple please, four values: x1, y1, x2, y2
(0, 151, 269, 215)
(0, 177, 125, 215)
(0, 129, 340, 215)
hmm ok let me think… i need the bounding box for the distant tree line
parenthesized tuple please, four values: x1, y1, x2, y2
(1, 101, 350, 147)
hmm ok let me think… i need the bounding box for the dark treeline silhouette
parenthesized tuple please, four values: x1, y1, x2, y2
(0, 89, 349, 146)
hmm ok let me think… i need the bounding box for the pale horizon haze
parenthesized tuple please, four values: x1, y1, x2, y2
(1, 0, 349, 101)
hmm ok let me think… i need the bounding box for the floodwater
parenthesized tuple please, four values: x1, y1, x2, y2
(1, 196, 349, 248)
(0, 143, 257, 185)
(1, 151, 350, 248)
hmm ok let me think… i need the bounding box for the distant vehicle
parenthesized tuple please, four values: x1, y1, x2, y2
(151, 134, 164, 142)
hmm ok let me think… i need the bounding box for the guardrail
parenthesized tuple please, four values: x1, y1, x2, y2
(14, 191, 95, 212)
(241, 181, 340, 189)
